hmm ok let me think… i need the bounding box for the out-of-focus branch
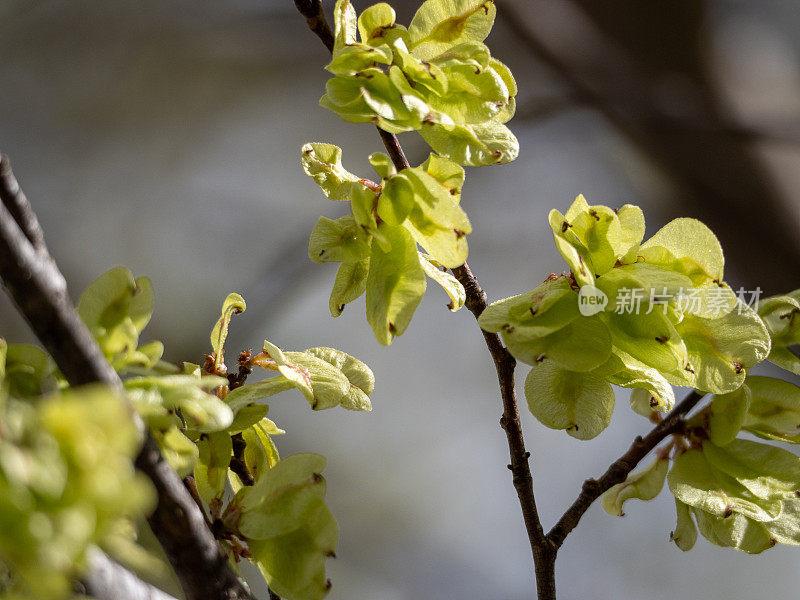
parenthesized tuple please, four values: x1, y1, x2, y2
(0, 155, 255, 600)
(81, 549, 179, 600)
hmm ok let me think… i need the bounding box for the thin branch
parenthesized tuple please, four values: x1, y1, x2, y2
(0, 155, 255, 600)
(547, 389, 705, 548)
(228, 355, 257, 488)
(230, 434, 256, 487)
(293, 0, 334, 53)
(377, 128, 411, 171)
(451, 264, 555, 599)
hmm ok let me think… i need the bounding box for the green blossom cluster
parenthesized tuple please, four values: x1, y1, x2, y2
(192, 292, 375, 600)
(303, 143, 467, 345)
(652, 303, 800, 554)
(606, 375, 800, 555)
(321, 0, 518, 166)
(0, 347, 154, 598)
(479, 195, 771, 439)
(476, 197, 800, 555)
(1, 269, 375, 600)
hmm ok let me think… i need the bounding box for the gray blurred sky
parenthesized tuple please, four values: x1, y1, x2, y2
(1, 1, 799, 599)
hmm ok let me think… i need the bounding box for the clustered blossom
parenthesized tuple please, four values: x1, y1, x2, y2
(479, 194, 771, 430)
(321, 0, 518, 166)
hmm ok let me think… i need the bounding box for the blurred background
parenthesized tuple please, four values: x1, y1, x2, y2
(1, 0, 799, 598)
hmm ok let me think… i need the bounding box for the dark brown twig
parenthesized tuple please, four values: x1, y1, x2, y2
(377, 128, 411, 171)
(0, 155, 254, 600)
(230, 434, 256, 487)
(293, 0, 334, 53)
(547, 389, 705, 548)
(228, 356, 258, 487)
(451, 264, 555, 598)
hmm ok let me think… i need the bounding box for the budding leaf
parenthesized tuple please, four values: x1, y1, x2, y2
(225, 377, 296, 413)
(261, 340, 315, 402)
(303, 347, 375, 411)
(210, 293, 246, 372)
(703, 439, 800, 501)
(194, 431, 233, 503)
(676, 301, 770, 394)
(236, 453, 337, 600)
(639, 217, 724, 285)
(690, 505, 774, 554)
(329, 258, 370, 317)
(758, 290, 800, 375)
(308, 216, 371, 264)
(153, 424, 200, 477)
(227, 403, 272, 434)
(366, 225, 427, 345)
(708, 385, 751, 446)
(408, 0, 497, 61)
(668, 448, 781, 523)
(3, 343, 56, 399)
(256, 342, 374, 411)
(282, 350, 360, 411)
(419, 253, 465, 312)
(301, 142, 363, 201)
(333, 0, 358, 52)
(742, 376, 800, 443)
(671, 499, 698, 551)
(420, 119, 519, 166)
(358, 3, 397, 45)
(602, 455, 669, 516)
(524, 359, 614, 440)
